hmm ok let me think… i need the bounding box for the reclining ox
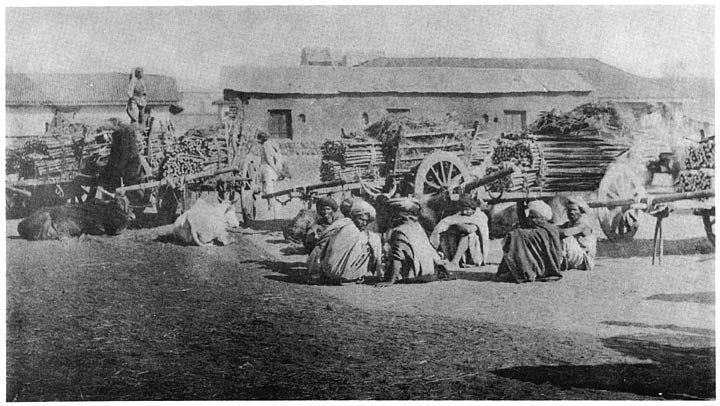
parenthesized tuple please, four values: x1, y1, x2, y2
(18, 194, 135, 240)
(172, 198, 240, 246)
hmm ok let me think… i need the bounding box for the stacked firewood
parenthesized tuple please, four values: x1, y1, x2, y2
(160, 134, 227, 178)
(320, 140, 385, 182)
(16, 139, 78, 178)
(678, 137, 715, 192)
(677, 169, 714, 192)
(684, 137, 715, 170)
(485, 136, 542, 192)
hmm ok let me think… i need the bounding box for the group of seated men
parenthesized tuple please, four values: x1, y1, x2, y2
(299, 193, 596, 286)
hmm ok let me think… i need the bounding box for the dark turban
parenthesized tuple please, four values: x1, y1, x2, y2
(316, 196, 338, 211)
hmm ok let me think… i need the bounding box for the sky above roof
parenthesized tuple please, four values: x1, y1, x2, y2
(5, 4, 715, 90)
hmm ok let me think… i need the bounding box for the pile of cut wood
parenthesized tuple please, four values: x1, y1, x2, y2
(677, 137, 715, 192)
(159, 126, 233, 178)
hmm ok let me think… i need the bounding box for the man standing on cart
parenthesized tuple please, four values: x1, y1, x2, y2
(126, 67, 148, 127)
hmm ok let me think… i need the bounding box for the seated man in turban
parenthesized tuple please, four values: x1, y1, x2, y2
(307, 199, 382, 284)
(377, 198, 452, 287)
(303, 197, 341, 251)
(559, 196, 596, 271)
(430, 197, 490, 267)
(495, 200, 564, 283)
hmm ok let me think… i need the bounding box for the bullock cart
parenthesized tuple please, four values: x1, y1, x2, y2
(264, 123, 715, 247)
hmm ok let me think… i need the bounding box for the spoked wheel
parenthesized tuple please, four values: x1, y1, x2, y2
(596, 163, 646, 242)
(413, 152, 471, 200)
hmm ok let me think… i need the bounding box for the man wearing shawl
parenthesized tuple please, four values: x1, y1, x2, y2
(303, 197, 340, 251)
(495, 200, 564, 283)
(430, 197, 490, 267)
(377, 198, 451, 287)
(126, 67, 147, 126)
(560, 196, 597, 271)
(257, 131, 283, 210)
(307, 199, 382, 284)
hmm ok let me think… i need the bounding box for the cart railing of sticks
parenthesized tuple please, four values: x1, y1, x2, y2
(264, 122, 714, 252)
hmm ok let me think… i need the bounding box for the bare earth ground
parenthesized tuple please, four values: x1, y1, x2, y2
(5, 155, 716, 400)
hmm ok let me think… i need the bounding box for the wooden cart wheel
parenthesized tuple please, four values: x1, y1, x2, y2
(413, 151, 471, 199)
(596, 163, 646, 242)
(702, 208, 715, 247)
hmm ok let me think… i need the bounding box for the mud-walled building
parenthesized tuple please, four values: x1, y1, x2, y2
(220, 65, 594, 146)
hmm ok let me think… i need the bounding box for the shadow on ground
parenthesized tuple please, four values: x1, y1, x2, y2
(645, 291, 714, 305)
(492, 333, 715, 400)
(244, 219, 289, 233)
(601, 321, 715, 337)
(598, 238, 713, 258)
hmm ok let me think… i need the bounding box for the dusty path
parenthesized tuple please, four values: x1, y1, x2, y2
(5, 209, 715, 400)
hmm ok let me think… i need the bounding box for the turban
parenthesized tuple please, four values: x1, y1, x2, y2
(565, 196, 590, 214)
(457, 196, 479, 210)
(350, 199, 376, 221)
(527, 200, 553, 222)
(387, 197, 422, 216)
(316, 196, 338, 211)
(256, 131, 269, 141)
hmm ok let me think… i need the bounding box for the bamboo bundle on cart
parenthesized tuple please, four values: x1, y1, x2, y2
(677, 169, 715, 192)
(532, 135, 630, 192)
(320, 140, 385, 182)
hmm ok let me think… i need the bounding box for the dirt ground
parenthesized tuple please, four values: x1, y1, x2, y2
(4, 154, 716, 400)
(5, 196, 715, 400)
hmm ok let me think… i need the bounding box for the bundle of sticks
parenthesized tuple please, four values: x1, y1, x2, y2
(320, 140, 385, 182)
(529, 103, 624, 136)
(684, 137, 715, 170)
(533, 135, 630, 192)
(677, 169, 714, 192)
(12, 139, 80, 178)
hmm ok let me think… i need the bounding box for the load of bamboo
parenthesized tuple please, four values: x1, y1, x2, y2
(13, 138, 79, 178)
(529, 103, 625, 137)
(320, 140, 385, 182)
(160, 135, 225, 178)
(533, 135, 630, 192)
(677, 137, 715, 192)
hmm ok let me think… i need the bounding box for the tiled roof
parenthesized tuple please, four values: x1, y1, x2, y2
(6, 72, 180, 106)
(220, 66, 593, 95)
(358, 57, 688, 101)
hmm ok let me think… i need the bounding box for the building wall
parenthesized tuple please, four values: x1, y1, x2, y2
(234, 92, 594, 142)
(172, 91, 222, 135)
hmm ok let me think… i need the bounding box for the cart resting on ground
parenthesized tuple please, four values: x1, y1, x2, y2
(264, 125, 715, 246)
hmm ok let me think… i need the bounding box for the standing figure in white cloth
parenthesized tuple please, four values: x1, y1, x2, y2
(257, 131, 282, 210)
(126, 67, 147, 127)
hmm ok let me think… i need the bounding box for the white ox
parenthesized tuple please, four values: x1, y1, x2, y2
(172, 198, 240, 246)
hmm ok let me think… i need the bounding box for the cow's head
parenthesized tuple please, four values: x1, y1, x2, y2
(217, 199, 240, 229)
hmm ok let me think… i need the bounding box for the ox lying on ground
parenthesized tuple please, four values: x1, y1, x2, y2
(283, 208, 319, 246)
(18, 195, 135, 240)
(172, 199, 240, 246)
